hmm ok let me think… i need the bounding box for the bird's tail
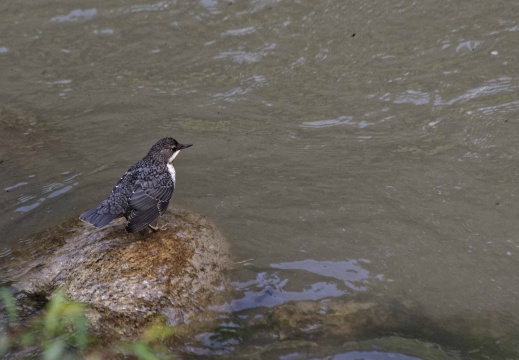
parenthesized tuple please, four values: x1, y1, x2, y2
(79, 207, 118, 228)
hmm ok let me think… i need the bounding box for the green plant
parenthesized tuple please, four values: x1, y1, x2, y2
(116, 322, 177, 360)
(0, 289, 89, 359)
(0, 288, 177, 359)
(0, 287, 19, 326)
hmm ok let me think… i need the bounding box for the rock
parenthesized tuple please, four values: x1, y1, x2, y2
(3, 207, 232, 339)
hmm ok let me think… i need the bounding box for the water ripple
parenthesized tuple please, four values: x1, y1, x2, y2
(435, 77, 517, 107)
(4, 182, 28, 192)
(214, 43, 276, 64)
(50, 8, 97, 23)
(14, 173, 82, 213)
(394, 90, 430, 106)
(200, 0, 221, 15)
(455, 40, 481, 53)
(301, 116, 373, 129)
(221, 26, 257, 37)
(473, 99, 519, 116)
(130, 1, 168, 12)
(380, 77, 517, 112)
(213, 75, 267, 102)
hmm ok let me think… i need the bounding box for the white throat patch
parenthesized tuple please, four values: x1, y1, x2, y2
(167, 163, 176, 183)
(168, 150, 181, 163)
(166, 150, 180, 183)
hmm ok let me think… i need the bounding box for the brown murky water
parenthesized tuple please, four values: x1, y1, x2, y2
(1, 1, 519, 358)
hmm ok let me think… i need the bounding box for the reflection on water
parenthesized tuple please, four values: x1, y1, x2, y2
(217, 259, 380, 312)
(225, 272, 344, 311)
(186, 336, 427, 359)
(272, 259, 378, 291)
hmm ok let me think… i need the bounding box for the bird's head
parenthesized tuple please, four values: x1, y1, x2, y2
(149, 137, 193, 164)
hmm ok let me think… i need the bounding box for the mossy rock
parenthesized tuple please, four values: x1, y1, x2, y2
(3, 207, 232, 340)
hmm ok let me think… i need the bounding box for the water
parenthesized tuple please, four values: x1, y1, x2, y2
(1, 0, 519, 358)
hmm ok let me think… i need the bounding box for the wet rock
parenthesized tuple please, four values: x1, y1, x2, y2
(3, 207, 231, 339)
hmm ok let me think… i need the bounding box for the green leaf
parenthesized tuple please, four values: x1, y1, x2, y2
(132, 342, 163, 360)
(141, 323, 176, 343)
(20, 331, 36, 346)
(44, 291, 66, 334)
(74, 312, 89, 351)
(0, 333, 11, 356)
(0, 288, 19, 325)
(43, 339, 65, 360)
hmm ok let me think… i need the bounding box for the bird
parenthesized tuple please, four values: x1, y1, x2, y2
(79, 137, 192, 233)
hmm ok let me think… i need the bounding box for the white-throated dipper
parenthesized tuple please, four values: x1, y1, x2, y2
(79, 137, 192, 233)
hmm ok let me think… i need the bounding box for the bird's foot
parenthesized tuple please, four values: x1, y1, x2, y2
(147, 224, 168, 232)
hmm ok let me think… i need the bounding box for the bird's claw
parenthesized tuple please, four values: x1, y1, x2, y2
(147, 224, 168, 232)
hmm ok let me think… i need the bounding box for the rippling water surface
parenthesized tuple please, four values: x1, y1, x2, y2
(1, 1, 519, 358)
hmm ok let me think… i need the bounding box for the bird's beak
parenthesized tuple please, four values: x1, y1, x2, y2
(178, 143, 193, 150)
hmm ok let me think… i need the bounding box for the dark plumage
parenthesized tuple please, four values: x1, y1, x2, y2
(80, 137, 192, 233)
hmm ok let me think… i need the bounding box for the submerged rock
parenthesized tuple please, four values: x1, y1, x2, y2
(3, 207, 231, 339)
(211, 297, 519, 359)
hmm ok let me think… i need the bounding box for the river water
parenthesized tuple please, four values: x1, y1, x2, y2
(1, 1, 519, 359)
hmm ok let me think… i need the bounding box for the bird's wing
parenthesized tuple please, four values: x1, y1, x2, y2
(128, 178, 174, 209)
(158, 200, 170, 215)
(125, 173, 174, 232)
